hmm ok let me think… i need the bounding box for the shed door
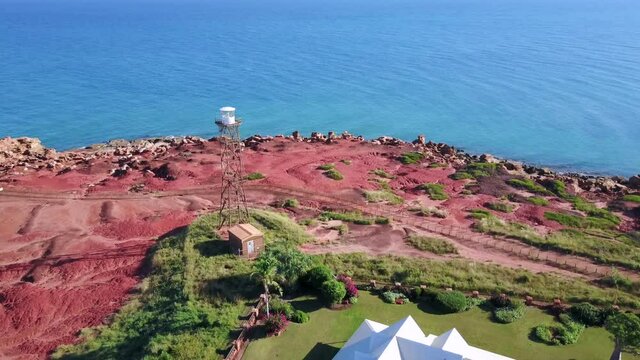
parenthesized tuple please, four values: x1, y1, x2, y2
(247, 240, 255, 255)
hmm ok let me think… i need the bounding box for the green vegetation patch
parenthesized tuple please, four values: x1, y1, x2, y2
(623, 194, 640, 203)
(543, 180, 620, 226)
(428, 162, 448, 168)
(527, 196, 549, 206)
(245, 172, 265, 181)
(364, 190, 404, 205)
(533, 314, 585, 346)
(406, 234, 457, 254)
(398, 152, 425, 165)
(370, 168, 395, 179)
(451, 162, 499, 180)
(507, 178, 551, 195)
(319, 211, 390, 225)
(323, 168, 344, 180)
(282, 198, 299, 208)
(417, 183, 449, 201)
(317, 163, 335, 171)
(475, 213, 640, 271)
(340, 159, 352, 165)
(485, 202, 515, 213)
(316, 253, 640, 308)
(544, 211, 617, 230)
(53, 209, 315, 359)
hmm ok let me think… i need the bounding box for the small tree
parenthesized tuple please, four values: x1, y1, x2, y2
(252, 252, 282, 316)
(320, 280, 346, 305)
(605, 312, 640, 354)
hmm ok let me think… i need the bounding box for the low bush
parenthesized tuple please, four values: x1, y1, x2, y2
(507, 178, 551, 195)
(382, 291, 409, 304)
(320, 279, 347, 305)
(364, 190, 404, 205)
(451, 162, 499, 180)
(493, 300, 525, 324)
(319, 211, 390, 226)
(527, 196, 549, 206)
(323, 169, 344, 180)
(307, 265, 334, 288)
(264, 313, 288, 334)
(406, 235, 457, 254)
(398, 152, 425, 165)
(269, 297, 294, 318)
(349, 296, 358, 304)
(623, 194, 640, 203)
(290, 310, 309, 324)
(434, 291, 469, 313)
(282, 198, 299, 208)
(340, 159, 352, 165)
(533, 315, 585, 345)
(417, 183, 449, 201)
(569, 302, 604, 326)
(429, 162, 448, 168)
(544, 211, 617, 230)
(485, 202, 514, 213)
(317, 163, 335, 171)
(371, 169, 395, 179)
(245, 172, 265, 181)
(468, 208, 491, 220)
(337, 274, 359, 300)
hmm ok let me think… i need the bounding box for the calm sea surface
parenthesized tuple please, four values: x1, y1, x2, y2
(1, 0, 639, 175)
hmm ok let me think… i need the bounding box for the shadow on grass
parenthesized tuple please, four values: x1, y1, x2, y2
(416, 300, 453, 315)
(302, 342, 341, 360)
(290, 298, 324, 313)
(195, 239, 230, 257)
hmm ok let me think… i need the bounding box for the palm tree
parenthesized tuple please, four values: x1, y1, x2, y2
(252, 255, 282, 316)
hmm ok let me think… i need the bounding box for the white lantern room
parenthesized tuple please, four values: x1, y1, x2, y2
(218, 106, 236, 125)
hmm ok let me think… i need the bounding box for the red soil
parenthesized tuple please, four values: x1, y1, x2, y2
(0, 136, 634, 359)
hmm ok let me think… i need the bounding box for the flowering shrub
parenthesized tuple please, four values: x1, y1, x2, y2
(382, 291, 408, 304)
(337, 274, 359, 302)
(264, 313, 288, 334)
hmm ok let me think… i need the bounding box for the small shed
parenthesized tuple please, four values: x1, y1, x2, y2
(228, 223, 264, 258)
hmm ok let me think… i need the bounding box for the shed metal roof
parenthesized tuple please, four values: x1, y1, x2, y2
(229, 223, 263, 240)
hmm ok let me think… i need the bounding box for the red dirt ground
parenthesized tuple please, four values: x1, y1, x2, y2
(0, 137, 636, 359)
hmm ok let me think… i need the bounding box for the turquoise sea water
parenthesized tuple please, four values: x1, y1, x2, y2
(1, 0, 639, 176)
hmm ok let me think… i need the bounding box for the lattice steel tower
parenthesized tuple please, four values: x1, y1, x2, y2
(215, 106, 249, 228)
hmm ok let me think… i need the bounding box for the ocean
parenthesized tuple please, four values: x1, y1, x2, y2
(1, 0, 639, 176)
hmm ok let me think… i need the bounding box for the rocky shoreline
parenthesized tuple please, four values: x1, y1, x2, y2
(0, 131, 638, 195)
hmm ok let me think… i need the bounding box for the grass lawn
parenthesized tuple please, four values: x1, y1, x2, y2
(244, 292, 639, 360)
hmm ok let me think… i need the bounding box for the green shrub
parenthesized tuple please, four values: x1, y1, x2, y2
(398, 152, 425, 165)
(320, 280, 346, 305)
(323, 169, 344, 180)
(371, 168, 395, 179)
(623, 194, 640, 203)
(382, 291, 408, 304)
(527, 196, 549, 206)
(493, 300, 525, 324)
(290, 310, 309, 323)
(507, 178, 551, 195)
(534, 315, 585, 345)
(451, 162, 498, 180)
(245, 172, 265, 180)
(485, 202, 514, 213)
(406, 235, 457, 254)
(307, 265, 334, 288)
(320, 211, 390, 226)
(429, 162, 448, 168)
(317, 163, 335, 171)
(282, 198, 299, 208)
(468, 208, 491, 219)
(569, 302, 604, 326)
(544, 211, 617, 230)
(270, 297, 294, 318)
(364, 190, 404, 205)
(434, 291, 469, 313)
(349, 296, 358, 304)
(417, 183, 449, 201)
(340, 159, 352, 165)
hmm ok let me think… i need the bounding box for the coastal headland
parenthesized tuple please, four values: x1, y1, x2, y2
(0, 131, 639, 359)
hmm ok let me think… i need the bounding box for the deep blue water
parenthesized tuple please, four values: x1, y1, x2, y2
(1, 0, 639, 176)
